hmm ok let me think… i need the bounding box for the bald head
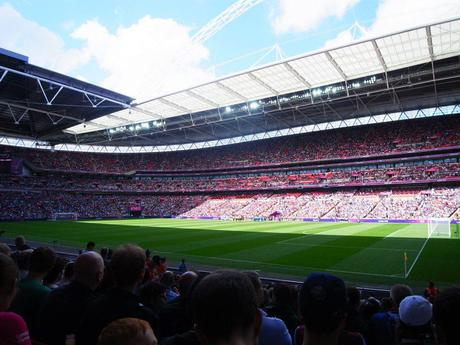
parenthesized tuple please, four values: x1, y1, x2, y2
(178, 271, 198, 296)
(74, 251, 104, 290)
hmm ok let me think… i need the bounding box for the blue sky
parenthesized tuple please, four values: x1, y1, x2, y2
(1, 0, 459, 100)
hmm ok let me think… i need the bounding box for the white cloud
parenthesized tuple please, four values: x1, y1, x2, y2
(272, 0, 360, 35)
(0, 3, 89, 73)
(368, 0, 460, 37)
(322, 0, 460, 50)
(0, 3, 213, 101)
(72, 16, 214, 100)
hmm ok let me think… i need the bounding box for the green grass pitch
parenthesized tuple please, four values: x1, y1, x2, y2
(1, 219, 459, 287)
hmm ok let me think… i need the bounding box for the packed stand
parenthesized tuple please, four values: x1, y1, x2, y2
(2, 116, 460, 173)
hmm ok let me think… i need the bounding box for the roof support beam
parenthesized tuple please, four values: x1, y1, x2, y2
(0, 69, 7, 83)
(371, 40, 389, 89)
(247, 72, 279, 95)
(37, 80, 64, 105)
(186, 90, 219, 108)
(0, 64, 130, 108)
(158, 98, 191, 114)
(426, 26, 438, 106)
(0, 100, 83, 123)
(215, 81, 247, 101)
(324, 51, 349, 96)
(283, 62, 311, 88)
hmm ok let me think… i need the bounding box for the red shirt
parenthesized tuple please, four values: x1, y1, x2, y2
(0, 312, 31, 345)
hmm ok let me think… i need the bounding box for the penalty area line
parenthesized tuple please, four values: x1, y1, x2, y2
(405, 235, 430, 278)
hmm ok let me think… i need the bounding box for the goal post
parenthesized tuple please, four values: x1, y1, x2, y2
(51, 212, 78, 221)
(428, 218, 451, 238)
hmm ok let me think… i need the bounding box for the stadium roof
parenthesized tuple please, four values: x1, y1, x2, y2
(0, 47, 134, 140)
(1, 17, 460, 151)
(66, 17, 460, 135)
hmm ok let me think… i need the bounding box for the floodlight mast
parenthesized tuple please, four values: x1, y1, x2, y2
(192, 0, 265, 44)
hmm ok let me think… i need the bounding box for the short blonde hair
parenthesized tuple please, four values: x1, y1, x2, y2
(98, 318, 153, 345)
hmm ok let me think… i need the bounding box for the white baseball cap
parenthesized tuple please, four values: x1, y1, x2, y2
(399, 295, 432, 326)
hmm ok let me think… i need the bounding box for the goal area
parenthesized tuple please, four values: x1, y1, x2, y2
(51, 212, 78, 221)
(428, 218, 451, 238)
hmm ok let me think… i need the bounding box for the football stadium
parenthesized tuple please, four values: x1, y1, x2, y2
(1, 1, 460, 344)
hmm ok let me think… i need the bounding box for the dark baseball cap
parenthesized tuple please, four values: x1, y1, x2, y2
(299, 272, 348, 332)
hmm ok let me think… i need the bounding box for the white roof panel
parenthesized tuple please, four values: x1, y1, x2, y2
(163, 92, 213, 113)
(329, 41, 383, 79)
(252, 64, 306, 94)
(376, 28, 430, 70)
(193, 83, 243, 105)
(289, 53, 342, 86)
(219, 73, 272, 100)
(431, 20, 460, 59)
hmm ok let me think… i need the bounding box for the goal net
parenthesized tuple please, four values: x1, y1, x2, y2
(428, 218, 451, 238)
(51, 212, 78, 221)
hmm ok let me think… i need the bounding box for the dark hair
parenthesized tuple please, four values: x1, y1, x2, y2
(86, 241, 96, 249)
(273, 283, 293, 305)
(43, 257, 67, 286)
(159, 271, 175, 287)
(390, 284, 413, 307)
(29, 247, 56, 274)
(192, 270, 258, 342)
(63, 261, 74, 280)
(0, 253, 18, 295)
(110, 244, 145, 288)
(433, 287, 460, 345)
(299, 273, 347, 334)
(15, 236, 25, 247)
(139, 281, 167, 310)
(347, 287, 361, 309)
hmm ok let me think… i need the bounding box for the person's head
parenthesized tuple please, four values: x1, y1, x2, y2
(178, 271, 198, 297)
(159, 271, 175, 288)
(346, 287, 361, 311)
(273, 283, 294, 306)
(98, 318, 157, 345)
(0, 253, 19, 310)
(63, 261, 74, 281)
(110, 244, 145, 290)
(433, 287, 460, 345)
(192, 270, 260, 345)
(359, 297, 381, 320)
(399, 295, 432, 328)
(86, 241, 96, 251)
(0, 243, 11, 256)
(139, 281, 167, 311)
(29, 247, 56, 277)
(380, 297, 393, 312)
(428, 281, 435, 288)
(74, 251, 105, 290)
(299, 273, 348, 337)
(151, 255, 160, 265)
(100, 248, 109, 259)
(15, 236, 25, 248)
(390, 284, 413, 308)
(181, 258, 185, 264)
(243, 271, 263, 306)
(43, 257, 67, 287)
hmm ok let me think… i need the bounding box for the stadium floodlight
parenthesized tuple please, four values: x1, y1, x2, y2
(249, 102, 260, 110)
(225, 106, 232, 113)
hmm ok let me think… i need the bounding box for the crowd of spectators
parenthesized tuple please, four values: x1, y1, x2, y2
(182, 188, 460, 221)
(1, 240, 459, 345)
(0, 187, 458, 221)
(1, 162, 459, 194)
(1, 116, 460, 173)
